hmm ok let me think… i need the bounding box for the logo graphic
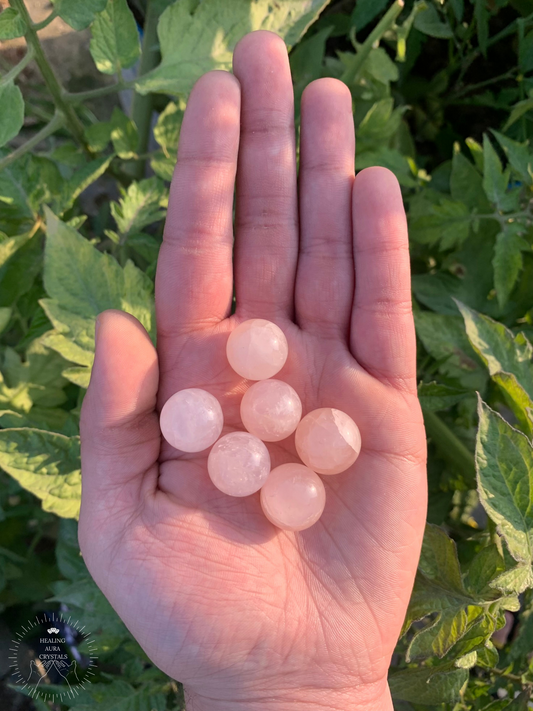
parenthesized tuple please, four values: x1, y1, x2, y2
(9, 612, 98, 702)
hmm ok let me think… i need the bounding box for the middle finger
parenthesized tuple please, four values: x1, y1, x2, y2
(232, 31, 299, 321)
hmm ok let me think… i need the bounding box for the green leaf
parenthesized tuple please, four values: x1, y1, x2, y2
(0, 153, 62, 232)
(490, 564, 533, 593)
(351, 0, 389, 32)
(521, 29, 533, 72)
(290, 27, 332, 105)
(356, 147, 417, 188)
(39, 208, 154, 383)
(409, 197, 471, 250)
(61, 366, 91, 388)
(0, 369, 32, 418)
(504, 96, 533, 131)
(48, 577, 131, 651)
(414, 4, 453, 38)
(0, 230, 42, 308)
(450, 0, 464, 21)
(407, 606, 484, 661)
(457, 302, 533, 397)
(153, 99, 186, 156)
(446, 612, 501, 663)
(493, 372, 533, 437)
(450, 149, 491, 212)
(456, 302, 533, 433)
(51, 0, 107, 30)
(476, 639, 499, 667)
(84, 122, 112, 153)
(482, 135, 518, 212)
(110, 108, 138, 160)
(90, 0, 141, 76)
(463, 544, 506, 598)
(150, 151, 175, 181)
(418, 382, 468, 411)
(0, 428, 80, 519)
(455, 650, 478, 668)
(0, 81, 24, 148)
(415, 312, 485, 390)
(56, 519, 86, 581)
(135, 0, 332, 96)
(501, 690, 532, 711)
(403, 525, 473, 639)
(110, 177, 167, 240)
(389, 664, 468, 704)
(476, 399, 533, 570)
(1, 340, 68, 408)
(475, 0, 489, 56)
(69, 680, 166, 711)
(60, 155, 115, 213)
(0, 8, 26, 39)
(128, 233, 161, 264)
(492, 130, 533, 186)
(419, 523, 464, 591)
(493, 224, 529, 308)
(356, 99, 406, 150)
(0, 307, 11, 333)
(508, 598, 533, 660)
(363, 46, 399, 85)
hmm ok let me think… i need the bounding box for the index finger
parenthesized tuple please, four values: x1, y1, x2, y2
(155, 71, 241, 342)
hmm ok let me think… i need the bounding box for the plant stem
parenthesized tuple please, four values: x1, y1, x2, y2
(454, 11, 533, 86)
(0, 112, 65, 172)
(0, 45, 35, 86)
(488, 668, 529, 684)
(27, 529, 43, 557)
(341, 0, 404, 87)
(450, 69, 518, 100)
(32, 8, 57, 30)
(64, 80, 135, 104)
(423, 409, 476, 484)
(9, 0, 89, 152)
(130, 0, 161, 180)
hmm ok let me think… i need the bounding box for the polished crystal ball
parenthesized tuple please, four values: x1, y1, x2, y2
(159, 388, 224, 453)
(207, 431, 271, 496)
(260, 463, 326, 531)
(240, 379, 302, 442)
(295, 407, 361, 475)
(226, 318, 289, 380)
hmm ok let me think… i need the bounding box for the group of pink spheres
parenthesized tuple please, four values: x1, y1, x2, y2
(159, 319, 362, 531)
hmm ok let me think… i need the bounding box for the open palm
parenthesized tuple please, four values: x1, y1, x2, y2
(79, 31, 427, 711)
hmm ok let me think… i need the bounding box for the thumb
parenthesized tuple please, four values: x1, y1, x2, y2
(79, 309, 160, 524)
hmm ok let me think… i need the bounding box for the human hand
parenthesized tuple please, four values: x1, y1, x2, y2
(79, 30, 427, 711)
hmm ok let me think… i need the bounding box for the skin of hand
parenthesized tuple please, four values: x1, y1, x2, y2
(79, 30, 427, 711)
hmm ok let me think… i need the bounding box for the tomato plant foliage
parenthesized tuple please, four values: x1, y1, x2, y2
(0, 0, 533, 709)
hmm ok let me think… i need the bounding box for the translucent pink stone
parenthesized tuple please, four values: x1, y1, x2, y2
(226, 319, 288, 380)
(260, 463, 326, 531)
(240, 379, 302, 442)
(295, 408, 361, 475)
(160, 388, 223, 453)
(207, 432, 271, 496)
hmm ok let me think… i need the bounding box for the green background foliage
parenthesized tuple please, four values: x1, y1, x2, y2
(0, 0, 533, 708)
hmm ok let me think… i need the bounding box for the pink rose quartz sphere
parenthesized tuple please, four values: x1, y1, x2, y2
(226, 318, 288, 380)
(260, 463, 326, 531)
(295, 408, 361, 475)
(240, 379, 302, 442)
(207, 432, 271, 497)
(159, 388, 223, 453)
